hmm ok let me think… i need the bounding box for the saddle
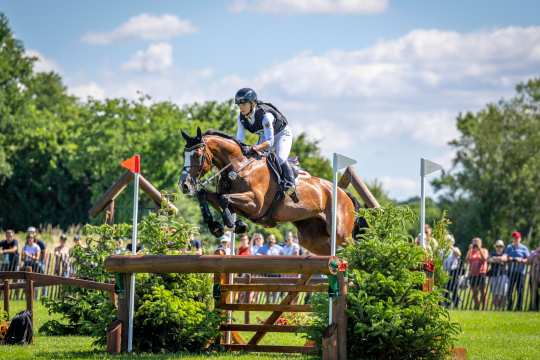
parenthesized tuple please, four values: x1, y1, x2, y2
(265, 152, 303, 191)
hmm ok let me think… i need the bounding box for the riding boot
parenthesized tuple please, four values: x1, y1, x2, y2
(280, 161, 299, 203)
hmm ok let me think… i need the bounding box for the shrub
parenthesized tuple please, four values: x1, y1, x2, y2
(41, 209, 221, 353)
(307, 206, 460, 360)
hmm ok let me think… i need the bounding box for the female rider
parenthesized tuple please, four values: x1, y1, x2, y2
(234, 87, 297, 202)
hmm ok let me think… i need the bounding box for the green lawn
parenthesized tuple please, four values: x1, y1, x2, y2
(2, 300, 540, 359)
(450, 310, 540, 360)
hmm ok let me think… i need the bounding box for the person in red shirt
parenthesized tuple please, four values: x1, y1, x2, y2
(238, 234, 251, 256)
(237, 233, 252, 303)
(466, 237, 489, 309)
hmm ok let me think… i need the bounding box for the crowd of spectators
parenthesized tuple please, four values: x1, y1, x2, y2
(439, 229, 540, 311)
(0, 226, 83, 276)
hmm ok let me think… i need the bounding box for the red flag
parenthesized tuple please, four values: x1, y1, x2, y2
(121, 154, 140, 174)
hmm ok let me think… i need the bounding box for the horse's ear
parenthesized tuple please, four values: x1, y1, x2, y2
(196, 127, 202, 139)
(181, 130, 191, 142)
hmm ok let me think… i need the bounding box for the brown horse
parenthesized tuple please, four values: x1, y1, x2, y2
(179, 128, 359, 255)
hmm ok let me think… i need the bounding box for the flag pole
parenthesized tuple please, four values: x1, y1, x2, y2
(420, 159, 426, 249)
(329, 153, 356, 326)
(127, 154, 140, 353)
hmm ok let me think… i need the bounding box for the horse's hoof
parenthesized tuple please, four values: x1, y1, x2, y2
(234, 220, 248, 234)
(210, 222, 224, 238)
(222, 209, 235, 228)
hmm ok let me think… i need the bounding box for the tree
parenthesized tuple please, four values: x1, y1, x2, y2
(434, 79, 540, 249)
(0, 13, 35, 182)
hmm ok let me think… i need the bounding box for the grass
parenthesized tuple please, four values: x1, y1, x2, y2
(450, 310, 540, 360)
(0, 300, 314, 360)
(2, 300, 540, 359)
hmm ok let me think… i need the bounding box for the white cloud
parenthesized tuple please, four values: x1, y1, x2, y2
(69, 82, 106, 100)
(122, 42, 173, 73)
(82, 14, 196, 45)
(70, 26, 540, 198)
(380, 176, 418, 198)
(26, 49, 61, 73)
(229, 0, 388, 14)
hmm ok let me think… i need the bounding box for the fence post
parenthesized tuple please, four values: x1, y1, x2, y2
(117, 273, 131, 352)
(24, 267, 34, 341)
(336, 271, 348, 360)
(3, 280, 9, 319)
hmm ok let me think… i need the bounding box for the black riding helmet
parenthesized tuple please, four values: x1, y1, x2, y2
(235, 88, 257, 104)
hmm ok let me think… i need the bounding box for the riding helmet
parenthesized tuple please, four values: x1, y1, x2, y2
(235, 88, 257, 104)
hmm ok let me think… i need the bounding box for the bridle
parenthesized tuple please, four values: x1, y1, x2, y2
(181, 138, 256, 192)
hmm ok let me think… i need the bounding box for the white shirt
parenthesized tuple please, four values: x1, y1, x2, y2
(236, 110, 276, 146)
(282, 243, 300, 256)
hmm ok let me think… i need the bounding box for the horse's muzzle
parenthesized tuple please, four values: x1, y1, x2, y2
(179, 171, 194, 195)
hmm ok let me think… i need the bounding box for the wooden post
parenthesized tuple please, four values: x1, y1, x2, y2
(336, 272, 348, 360)
(3, 280, 9, 319)
(338, 167, 380, 208)
(244, 274, 251, 324)
(24, 267, 34, 341)
(105, 200, 116, 225)
(117, 273, 131, 352)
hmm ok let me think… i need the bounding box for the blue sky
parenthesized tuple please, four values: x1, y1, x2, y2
(3, 0, 540, 199)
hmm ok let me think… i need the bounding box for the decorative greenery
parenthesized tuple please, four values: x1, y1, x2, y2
(307, 206, 460, 360)
(41, 209, 221, 353)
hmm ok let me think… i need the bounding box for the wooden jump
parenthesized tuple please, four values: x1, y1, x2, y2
(106, 254, 347, 359)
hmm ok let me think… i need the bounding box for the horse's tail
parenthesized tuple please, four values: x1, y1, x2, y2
(344, 190, 368, 240)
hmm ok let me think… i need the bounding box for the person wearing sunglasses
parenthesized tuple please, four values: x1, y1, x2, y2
(234, 88, 297, 202)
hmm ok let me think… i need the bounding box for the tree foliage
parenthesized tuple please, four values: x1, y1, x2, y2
(0, 14, 333, 234)
(434, 79, 540, 249)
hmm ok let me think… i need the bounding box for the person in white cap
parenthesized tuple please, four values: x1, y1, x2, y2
(216, 232, 231, 255)
(488, 239, 508, 310)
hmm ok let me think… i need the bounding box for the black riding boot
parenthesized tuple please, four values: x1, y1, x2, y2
(280, 161, 299, 203)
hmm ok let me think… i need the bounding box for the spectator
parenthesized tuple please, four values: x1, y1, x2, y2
(442, 234, 461, 308)
(73, 234, 82, 248)
(126, 242, 144, 253)
(27, 226, 46, 273)
(69, 234, 83, 276)
(282, 231, 300, 256)
(466, 237, 488, 310)
(505, 231, 530, 311)
(188, 234, 203, 255)
(216, 232, 231, 255)
(53, 234, 70, 277)
(0, 229, 19, 271)
(22, 234, 41, 272)
(114, 239, 125, 255)
(528, 244, 540, 311)
(263, 234, 282, 256)
(263, 235, 283, 303)
(251, 233, 265, 255)
(237, 234, 252, 303)
(488, 240, 508, 310)
(238, 234, 251, 255)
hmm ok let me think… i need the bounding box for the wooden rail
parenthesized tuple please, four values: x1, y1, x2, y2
(105, 255, 333, 274)
(0, 270, 116, 331)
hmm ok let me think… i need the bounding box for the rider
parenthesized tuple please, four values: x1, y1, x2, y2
(234, 87, 298, 201)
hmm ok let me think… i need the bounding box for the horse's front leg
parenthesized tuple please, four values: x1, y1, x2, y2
(204, 191, 252, 233)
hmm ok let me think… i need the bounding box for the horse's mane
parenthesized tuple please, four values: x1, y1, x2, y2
(203, 130, 248, 149)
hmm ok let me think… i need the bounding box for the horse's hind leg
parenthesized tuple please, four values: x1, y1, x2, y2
(294, 218, 331, 255)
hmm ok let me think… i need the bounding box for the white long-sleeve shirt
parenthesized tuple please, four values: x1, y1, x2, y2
(236, 112, 275, 146)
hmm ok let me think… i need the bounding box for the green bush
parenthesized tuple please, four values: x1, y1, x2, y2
(41, 210, 221, 353)
(307, 206, 460, 360)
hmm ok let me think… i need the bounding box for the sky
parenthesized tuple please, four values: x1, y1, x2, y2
(2, 0, 540, 200)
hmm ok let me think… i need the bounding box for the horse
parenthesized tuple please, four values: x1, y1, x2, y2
(179, 127, 361, 255)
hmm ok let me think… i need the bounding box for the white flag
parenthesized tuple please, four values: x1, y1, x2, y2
(334, 153, 357, 170)
(421, 158, 442, 176)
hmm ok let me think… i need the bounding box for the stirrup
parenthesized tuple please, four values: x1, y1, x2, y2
(285, 185, 299, 203)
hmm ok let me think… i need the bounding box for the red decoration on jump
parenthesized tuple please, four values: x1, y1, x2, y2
(121, 154, 140, 174)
